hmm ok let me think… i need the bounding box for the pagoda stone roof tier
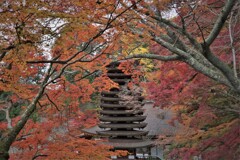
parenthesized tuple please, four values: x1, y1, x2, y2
(100, 97, 122, 102)
(111, 79, 130, 84)
(107, 73, 132, 79)
(98, 123, 147, 129)
(100, 103, 133, 109)
(106, 138, 154, 149)
(99, 116, 146, 122)
(106, 68, 123, 73)
(82, 103, 184, 137)
(97, 130, 148, 136)
(99, 109, 144, 115)
(101, 91, 119, 96)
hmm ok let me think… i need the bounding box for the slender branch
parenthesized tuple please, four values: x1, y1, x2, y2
(26, 60, 66, 64)
(27, 1, 140, 65)
(15, 133, 31, 141)
(191, 5, 206, 45)
(77, 42, 107, 62)
(79, 52, 105, 62)
(74, 70, 100, 82)
(32, 154, 48, 160)
(149, 31, 189, 58)
(205, 0, 237, 46)
(228, 11, 238, 78)
(37, 101, 44, 108)
(149, 14, 203, 52)
(0, 45, 15, 61)
(0, 101, 13, 129)
(45, 93, 60, 111)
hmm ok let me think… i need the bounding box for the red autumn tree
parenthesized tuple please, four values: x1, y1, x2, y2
(0, 0, 134, 159)
(113, 0, 240, 159)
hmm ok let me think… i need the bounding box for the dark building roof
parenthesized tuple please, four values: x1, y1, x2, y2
(100, 96, 122, 102)
(101, 91, 119, 95)
(107, 73, 132, 78)
(104, 138, 154, 149)
(100, 103, 133, 109)
(99, 116, 146, 122)
(97, 130, 148, 136)
(99, 109, 144, 115)
(98, 123, 147, 129)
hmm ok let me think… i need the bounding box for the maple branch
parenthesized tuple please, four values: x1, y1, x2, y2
(45, 93, 60, 111)
(74, 70, 100, 82)
(163, 20, 202, 51)
(0, 45, 15, 61)
(64, 1, 140, 64)
(0, 100, 13, 129)
(205, 0, 237, 46)
(27, 54, 63, 64)
(147, 16, 240, 90)
(203, 47, 240, 92)
(77, 42, 107, 62)
(192, 8, 206, 44)
(27, 29, 106, 65)
(148, 8, 240, 92)
(137, 4, 202, 52)
(27, 1, 141, 66)
(79, 52, 105, 63)
(1, 63, 53, 156)
(125, 54, 179, 61)
(44, 51, 104, 86)
(149, 33, 232, 87)
(228, 11, 238, 78)
(32, 154, 48, 160)
(27, 60, 66, 64)
(150, 32, 191, 58)
(15, 133, 31, 141)
(37, 101, 44, 108)
(130, 3, 239, 91)
(0, 39, 36, 62)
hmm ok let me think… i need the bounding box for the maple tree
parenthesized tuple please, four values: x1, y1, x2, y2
(118, 0, 240, 94)
(0, 0, 132, 159)
(113, 0, 240, 159)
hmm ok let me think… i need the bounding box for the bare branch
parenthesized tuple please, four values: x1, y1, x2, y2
(228, 11, 238, 78)
(125, 53, 180, 61)
(32, 154, 48, 160)
(74, 70, 99, 82)
(150, 15, 203, 52)
(45, 93, 60, 111)
(0, 101, 13, 129)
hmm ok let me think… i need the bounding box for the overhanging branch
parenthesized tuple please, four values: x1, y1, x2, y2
(125, 53, 180, 61)
(205, 0, 237, 46)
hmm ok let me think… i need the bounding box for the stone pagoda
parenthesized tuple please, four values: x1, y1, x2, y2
(97, 62, 153, 154)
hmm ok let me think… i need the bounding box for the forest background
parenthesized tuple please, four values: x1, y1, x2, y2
(0, 0, 239, 159)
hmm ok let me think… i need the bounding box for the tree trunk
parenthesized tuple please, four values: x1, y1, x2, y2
(0, 144, 9, 160)
(0, 66, 50, 160)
